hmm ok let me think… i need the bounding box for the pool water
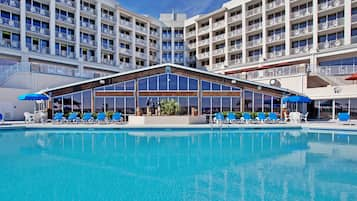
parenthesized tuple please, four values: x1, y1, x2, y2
(0, 128, 357, 201)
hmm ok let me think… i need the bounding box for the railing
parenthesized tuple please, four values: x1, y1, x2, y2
(162, 46, 171, 51)
(229, 59, 242, 65)
(102, 28, 113, 35)
(0, 62, 31, 86)
(241, 64, 307, 80)
(0, 39, 20, 49)
(198, 26, 209, 34)
(318, 18, 344, 30)
(0, 18, 20, 28)
(26, 5, 50, 17)
(246, 7, 262, 17)
(266, 16, 284, 26)
(198, 39, 210, 46)
(56, 50, 75, 59)
(291, 8, 313, 19)
(80, 5, 95, 15)
(56, 32, 75, 41)
(228, 14, 242, 23)
(268, 51, 285, 58)
(135, 38, 146, 46)
(247, 23, 262, 32)
(80, 21, 96, 30)
(187, 56, 196, 63)
(212, 62, 225, 69)
(318, 0, 344, 10)
(291, 26, 313, 36)
(267, 33, 285, 42)
(26, 25, 50, 35)
(0, 0, 20, 8)
(135, 25, 147, 33)
(228, 29, 242, 37)
(56, 0, 74, 7)
(197, 52, 209, 59)
(247, 39, 262, 47)
(119, 20, 132, 28)
(291, 45, 312, 54)
(212, 48, 225, 56)
(119, 48, 131, 55)
(186, 31, 196, 38)
(174, 58, 184, 63)
(56, 14, 75, 24)
(150, 31, 160, 37)
(28, 46, 50, 54)
(174, 46, 184, 50)
(119, 62, 132, 69)
(187, 43, 196, 49)
(316, 65, 357, 76)
(212, 34, 225, 42)
(175, 34, 184, 38)
(102, 59, 114, 66)
(213, 21, 225, 30)
(136, 52, 147, 59)
(150, 43, 159, 49)
(229, 44, 242, 52)
(318, 39, 344, 49)
(120, 33, 131, 41)
(80, 38, 96, 46)
(101, 13, 115, 22)
(102, 44, 113, 51)
(248, 55, 261, 63)
(266, 0, 284, 10)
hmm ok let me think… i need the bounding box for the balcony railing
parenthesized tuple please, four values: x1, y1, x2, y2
(291, 26, 313, 36)
(55, 32, 75, 41)
(80, 21, 96, 30)
(317, 65, 357, 76)
(212, 48, 225, 56)
(135, 38, 146, 46)
(26, 5, 49, 17)
(102, 28, 114, 35)
(102, 59, 114, 65)
(136, 52, 147, 59)
(80, 5, 95, 15)
(197, 52, 209, 59)
(28, 45, 50, 54)
(150, 43, 159, 49)
(266, 0, 284, 10)
(186, 31, 196, 38)
(162, 34, 171, 39)
(266, 16, 284, 26)
(318, 18, 344, 30)
(318, 39, 344, 49)
(228, 29, 242, 38)
(291, 45, 312, 54)
(198, 39, 210, 46)
(187, 56, 196, 63)
(229, 44, 242, 52)
(247, 39, 262, 47)
(198, 26, 209, 34)
(228, 14, 242, 23)
(174, 46, 184, 50)
(174, 58, 184, 63)
(162, 46, 171, 51)
(213, 21, 225, 30)
(101, 13, 115, 22)
(102, 44, 114, 51)
(120, 33, 131, 41)
(247, 23, 262, 32)
(187, 43, 196, 49)
(135, 25, 147, 33)
(0, 18, 19, 28)
(244, 64, 307, 80)
(119, 47, 131, 55)
(246, 7, 262, 17)
(150, 55, 160, 62)
(26, 25, 50, 35)
(175, 34, 184, 38)
(268, 51, 285, 59)
(56, 0, 74, 7)
(0, 39, 19, 49)
(56, 14, 75, 24)
(80, 38, 96, 46)
(212, 34, 225, 42)
(248, 55, 262, 63)
(267, 33, 285, 42)
(212, 62, 225, 69)
(229, 59, 242, 65)
(318, 0, 344, 10)
(56, 50, 75, 59)
(82, 55, 96, 62)
(291, 8, 313, 19)
(0, 0, 20, 8)
(119, 62, 131, 69)
(150, 31, 160, 37)
(119, 20, 132, 28)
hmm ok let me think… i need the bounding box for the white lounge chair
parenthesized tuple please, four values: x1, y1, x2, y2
(301, 112, 309, 122)
(24, 112, 34, 124)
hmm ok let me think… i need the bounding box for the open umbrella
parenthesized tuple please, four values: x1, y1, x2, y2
(345, 73, 357, 84)
(282, 95, 312, 112)
(18, 93, 49, 101)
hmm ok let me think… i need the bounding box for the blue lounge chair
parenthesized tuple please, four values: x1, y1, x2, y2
(241, 112, 252, 124)
(112, 112, 123, 122)
(67, 112, 79, 123)
(214, 112, 225, 124)
(256, 112, 266, 123)
(338, 113, 353, 125)
(82, 113, 93, 123)
(53, 112, 64, 123)
(226, 112, 237, 124)
(0, 113, 3, 123)
(268, 112, 279, 123)
(96, 112, 107, 123)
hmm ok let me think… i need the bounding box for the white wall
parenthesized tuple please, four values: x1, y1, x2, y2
(0, 88, 33, 120)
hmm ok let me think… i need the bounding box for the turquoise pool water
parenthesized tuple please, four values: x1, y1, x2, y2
(0, 128, 357, 201)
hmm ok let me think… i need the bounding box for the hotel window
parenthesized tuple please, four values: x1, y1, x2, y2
(95, 97, 105, 113)
(105, 97, 115, 112)
(232, 97, 241, 112)
(63, 95, 72, 114)
(335, 99, 349, 118)
(82, 91, 91, 113)
(72, 93, 81, 113)
(273, 96, 281, 113)
(264, 95, 272, 113)
(350, 99, 357, 119)
(254, 92, 263, 112)
(244, 90, 253, 112)
(202, 97, 211, 115)
(222, 97, 231, 112)
(53, 97, 63, 114)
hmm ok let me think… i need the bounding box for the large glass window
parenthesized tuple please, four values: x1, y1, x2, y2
(168, 74, 177, 90)
(189, 97, 198, 115)
(232, 97, 241, 112)
(95, 97, 105, 113)
(179, 76, 188, 90)
(82, 90, 91, 113)
(273, 96, 281, 114)
(72, 93, 82, 113)
(63, 95, 72, 114)
(138, 97, 148, 115)
(148, 76, 157, 90)
(202, 97, 211, 114)
(53, 97, 63, 114)
(189, 78, 198, 90)
(126, 80, 135, 91)
(244, 90, 253, 112)
(178, 97, 188, 115)
(126, 97, 135, 114)
(202, 81, 210, 91)
(116, 97, 125, 113)
(350, 99, 357, 119)
(138, 78, 147, 91)
(105, 97, 114, 112)
(159, 74, 168, 90)
(319, 99, 332, 120)
(212, 97, 221, 113)
(335, 99, 349, 118)
(222, 97, 231, 112)
(264, 95, 272, 113)
(254, 93, 263, 112)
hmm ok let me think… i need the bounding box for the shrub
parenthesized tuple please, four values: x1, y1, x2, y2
(160, 99, 180, 115)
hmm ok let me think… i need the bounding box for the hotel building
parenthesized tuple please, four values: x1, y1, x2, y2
(0, 0, 356, 120)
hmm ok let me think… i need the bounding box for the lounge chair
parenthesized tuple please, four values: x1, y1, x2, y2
(256, 112, 266, 123)
(111, 112, 123, 123)
(0, 113, 3, 124)
(53, 112, 64, 123)
(267, 112, 280, 123)
(226, 112, 237, 124)
(213, 112, 225, 124)
(338, 113, 354, 125)
(82, 112, 93, 123)
(67, 112, 80, 123)
(96, 112, 107, 123)
(24, 112, 34, 124)
(241, 112, 252, 124)
(301, 112, 309, 122)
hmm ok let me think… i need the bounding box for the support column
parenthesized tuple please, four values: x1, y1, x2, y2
(242, 3, 247, 63)
(159, 25, 162, 64)
(344, 0, 352, 45)
(208, 18, 213, 70)
(75, 0, 81, 59)
(312, 0, 319, 52)
(132, 17, 136, 68)
(20, 0, 26, 52)
(114, 10, 120, 66)
(49, 0, 56, 55)
(96, 1, 102, 63)
(284, 0, 291, 56)
(195, 22, 199, 67)
(146, 22, 150, 66)
(261, 0, 267, 61)
(171, 27, 175, 63)
(224, 10, 229, 67)
(198, 79, 202, 115)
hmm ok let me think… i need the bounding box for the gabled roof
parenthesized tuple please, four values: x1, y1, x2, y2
(41, 63, 296, 95)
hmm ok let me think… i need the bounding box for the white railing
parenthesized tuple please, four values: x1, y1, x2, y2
(318, 39, 344, 49)
(318, 18, 344, 30)
(228, 14, 242, 23)
(197, 52, 209, 59)
(267, 33, 285, 42)
(0, 18, 20, 28)
(80, 5, 95, 15)
(291, 45, 312, 54)
(247, 7, 262, 17)
(135, 25, 147, 33)
(266, 16, 284, 26)
(291, 8, 313, 19)
(247, 23, 262, 32)
(1, 0, 20, 8)
(0, 39, 20, 49)
(268, 51, 285, 58)
(244, 64, 307, 80)
(198, 39, 210, 46)
(0, 62, 31, 86)
(135, 38, 146, 46)
(119, 62, 132, 70)
(212, 34, 225, 42)
(56, 0, 74, 7)
(198, 26, 209, 34)
(212, 62, 225, 69)
(213, 21, 225, 30)
(119, 20, 132, 28)
(317, 65, 357, 76)
(119, 48, 131, 55)
(229, 59, 242, 65)
(318, 0, 344, 10)
(120, 33, 131, 41)
(212, 48, 225, 56)
(291, 26, 313, 36)
(187, 43, 196, 49)
(248, 55, 261, 63)
(266, 0, 284, 10)
(247, 39, 262, 47)
(229, 44, 242, 52)
(186, 31, 196, 38)
(228, 29, 242, 37)
(101, 13, 115, 22)
(136, 52, 147, 59)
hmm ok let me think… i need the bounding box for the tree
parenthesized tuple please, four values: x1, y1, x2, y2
(160, 99, 180, 115)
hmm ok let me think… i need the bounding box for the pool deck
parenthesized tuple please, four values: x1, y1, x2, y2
(1, 120, 357, 132)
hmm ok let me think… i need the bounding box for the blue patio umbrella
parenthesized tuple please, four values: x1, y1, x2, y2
(282, 95, 312, 112)
(18, 93, 49, 101)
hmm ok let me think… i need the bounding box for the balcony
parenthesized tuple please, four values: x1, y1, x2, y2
(212, 48, 225, 56)
(102, 59, 114, 65)
(248, 55, 262, 63)
(229, 44, 242, 52)
(0, 18, 19, 28)
(197, 52, 209, 59)
(198, 39, 210, 46)
(268, 51, 285, 59)
(198, 26, 209, 34)
(174, 46, 185, 51)
(55, 32, 75, 41)
(246, 7, 262, 17)
(229, 59, 242, 65)
(291, 45, 312, 54)
(186, 31, 196, 38)
(56, 0, 74, 7)
(119, 62, 131, 69)
(212, 62, 225, 69)
(26, 5, 49, 17)
(150, 43, 159, 49)
(266, 0, 284, 10)
(102, 44, 114, 51)
(162, 58, 171, 63)
(213, 21, 225, 30)
(212, 34, 225, 42)
(318, 18, 344, 31)
(291, 26, 313, 37)
(175, 33, 184, 39)
(80, 5, 95, 15)
(318, 39, 344, 49)
(136, 52, 146, 59)
(150, 55, 160, 62)
(135, 25, 147, 33)
(102, 28, 114, 35)
(80, 38, 95, 46)
(187, 43, 196, 49)
(101, 13, 115, 22)
(291, 8, 313, 19)
(187, 56, 196, 63)
(228, 14, 242, 24)
(119, 47, 131, 55)
(0, 39, 19, 49)
(119, 33, 131, 41)
(247, 23, 262, 32)
(228, 29, 242, 38)
(119, 20, 132, 28)
(56, 14, 75, 24)
(267, 33, 285, 43)
(80, 21, 96, 30)
(26, 25, 50, 35)
(162, 46, 171, 51)
(266, 16, 284, 26)
(162, 34, 171, 40)
(0, 0, 20, 8)
(135, 38, 146, 46)
(82, 55, 96, 62)
(28, 45, 49, 54)
(150, 31, 160, 38)
(247, 39, 262, 47)
(56, 50, 75, 59)
(174, 58, 184, 63)
(318, 0, 344, 11)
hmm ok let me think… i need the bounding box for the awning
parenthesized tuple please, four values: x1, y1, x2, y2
(18, 93, 49, 101)
(345, 73, 357, 81)
(282, 95, 311, 104)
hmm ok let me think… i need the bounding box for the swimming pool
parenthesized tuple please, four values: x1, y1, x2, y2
(0, 128, 357, 201)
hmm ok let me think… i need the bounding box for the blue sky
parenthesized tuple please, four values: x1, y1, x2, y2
(118, 0, 230, 18)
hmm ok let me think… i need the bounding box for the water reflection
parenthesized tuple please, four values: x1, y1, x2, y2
(0, 129, 356, 201)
